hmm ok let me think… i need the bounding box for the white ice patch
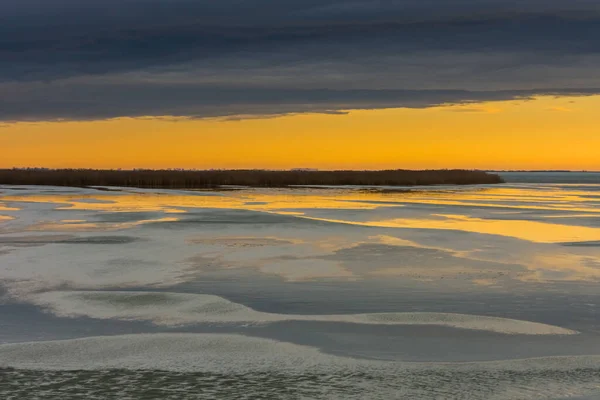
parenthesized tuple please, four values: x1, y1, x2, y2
(30, 291, 578, 335)
(1, 334, 600, 400)
(0, 334, 342, 373)
(0, 333, 597, 373)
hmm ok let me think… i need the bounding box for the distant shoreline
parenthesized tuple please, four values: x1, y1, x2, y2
(0, 169, 503, 189)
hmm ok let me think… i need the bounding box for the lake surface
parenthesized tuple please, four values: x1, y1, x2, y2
(1, 173, 599, 399)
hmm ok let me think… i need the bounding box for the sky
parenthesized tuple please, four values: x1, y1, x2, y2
(1, 0, 599, 170)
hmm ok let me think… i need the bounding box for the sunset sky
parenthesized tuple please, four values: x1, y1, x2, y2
(2, 0, 599, 170)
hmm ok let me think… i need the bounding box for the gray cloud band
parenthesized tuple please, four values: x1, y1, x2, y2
(1, 0, 599, 121)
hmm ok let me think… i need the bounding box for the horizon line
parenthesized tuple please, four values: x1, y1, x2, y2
(2, 167, 599, 173)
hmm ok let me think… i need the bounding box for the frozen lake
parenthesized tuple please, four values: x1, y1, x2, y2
(1, 174, 599, 399)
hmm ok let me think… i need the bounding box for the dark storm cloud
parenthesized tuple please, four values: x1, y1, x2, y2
(1, 0, 599, 121)
(3, 83, 598, 122)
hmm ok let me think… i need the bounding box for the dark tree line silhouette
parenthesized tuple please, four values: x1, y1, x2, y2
(0, 169, 504, 188)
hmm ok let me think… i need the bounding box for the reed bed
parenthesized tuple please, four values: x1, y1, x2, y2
(0, 169, 504, 188)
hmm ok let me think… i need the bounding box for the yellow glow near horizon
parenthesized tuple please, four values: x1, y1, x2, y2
(1, 95, 599, 170)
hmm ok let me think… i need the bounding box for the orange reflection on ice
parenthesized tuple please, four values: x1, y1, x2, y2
(0, 203, 20, 211)
(299, 213, 600, 243)
(354, 186, 600, 213)
(2, 189, 398, 214)
(4, 186, 600, 243)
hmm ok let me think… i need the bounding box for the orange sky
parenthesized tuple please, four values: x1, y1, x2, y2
(1, 95, 599, 170)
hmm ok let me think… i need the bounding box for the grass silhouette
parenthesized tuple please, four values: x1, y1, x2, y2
(0, 169, 504, 188)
